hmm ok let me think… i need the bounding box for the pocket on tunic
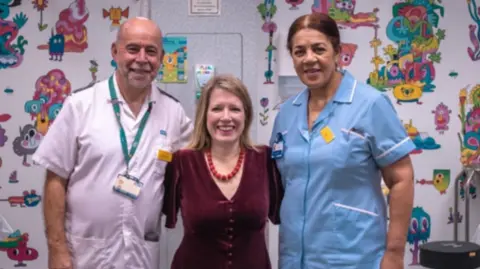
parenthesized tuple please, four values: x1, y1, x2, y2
(328, 203, 383, 265)
(334, 129, 369, 168)
(152, 139, 172, 177)
(67, 233, 108, 269)
(144, 240, 161, 269)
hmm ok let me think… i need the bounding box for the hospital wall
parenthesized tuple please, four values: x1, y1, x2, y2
(0, 1, 478, 269)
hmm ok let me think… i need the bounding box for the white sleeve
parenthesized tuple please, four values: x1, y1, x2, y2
(32, 96, 79, 179)
(173, 105, 193, 151)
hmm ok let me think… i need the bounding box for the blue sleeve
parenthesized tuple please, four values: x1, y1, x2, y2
(365, 94, 416, 167)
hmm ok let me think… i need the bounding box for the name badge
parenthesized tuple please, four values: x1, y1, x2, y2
(271, 132, 285, 159)
(320, 126, 335, 144)
(113, 174, 142, 200)
(157, 149, 172, 162)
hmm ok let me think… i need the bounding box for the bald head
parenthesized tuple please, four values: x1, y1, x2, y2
(111, 17, 164, 92)
(116, 17, 163, 45)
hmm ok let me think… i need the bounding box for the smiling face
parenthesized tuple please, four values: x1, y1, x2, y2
(206, 88, 245, 147)
(290, 28, 339, 91)
(111, 19, 164, 90)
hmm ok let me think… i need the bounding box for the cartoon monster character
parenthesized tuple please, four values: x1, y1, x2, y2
(102, 6, 129, 30)
(47, 28, 64, 61)
(37, 0, 89, 54)
(416, 169, 451, 194)
(0, 0, 28, 69)
(24, 69, 72, 135)
(12, 124, 42, 166)
(392, 81, 424, 105)
(0, 231, 39, 267)
(432, 102, 451, 134)
(338, 43, 357, 68)
(407, 206, 431, 266)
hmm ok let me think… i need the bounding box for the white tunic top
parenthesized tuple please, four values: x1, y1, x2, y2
(32, 74, 193, 269)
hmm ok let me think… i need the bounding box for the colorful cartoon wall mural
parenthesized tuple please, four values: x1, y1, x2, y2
(258, 0, 277, 84)
(102, 6, 129, 31)
(458, 84, 480, 166)
(32, 0, 48, 31)
(403, 119, 441, 154)
(37, 0, 89, 61)
(0, 229, 39, 267)
(0, 113, 10, 168)
(432, 102, 451, 134)
(407, 206, 431, 266)
(367, 0, 445, 105)
(24, 69, 72, 136)
(0, 0, 28, 69)
(416, 169, 451, 194)
(12, 124, 42, 167)
(467, 0, 480, 61)
(0, 189, 41, 207)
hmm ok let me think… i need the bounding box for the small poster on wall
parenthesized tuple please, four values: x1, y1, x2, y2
(189, 0, 221, 16)
(158, 36, 188, 83)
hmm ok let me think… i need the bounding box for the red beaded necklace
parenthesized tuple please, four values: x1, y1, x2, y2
(206, 149, 245, 181)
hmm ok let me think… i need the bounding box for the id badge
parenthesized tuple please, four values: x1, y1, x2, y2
(272, 141, 284, 159)
(113, 174, 142, 200)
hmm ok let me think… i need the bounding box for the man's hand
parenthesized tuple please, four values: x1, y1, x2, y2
(48, 246, 73, 269)
(380, 250, 404, 269)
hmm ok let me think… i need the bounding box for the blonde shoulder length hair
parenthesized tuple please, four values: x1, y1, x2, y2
(186, 74, 257, 151)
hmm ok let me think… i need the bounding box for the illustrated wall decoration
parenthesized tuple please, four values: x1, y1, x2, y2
(458, 84, 480, 166)
(0, 0, 28, 69)
(12, 124, 42, 167)
(102, 6, 129, 31)
(259, 97, 270, 126)
(257, 0, 277, 84)
(467, 0, 480, 61)
(37, 0, 89, 61)
(0, 229, 39, 267)
(0, 189, 41, 207)
(407, 206, 431, 266)
(31, 0, 48, 31)
(0, 113, 10, 168)
(366, 0, 445, 106)
(285, 0, 304, 10)
(24, 69, 72, 136)
(416, 169, 451, 195)
(432, 102, 451, 134)
(158, 36, 187, 83)
(403, 119, 441, 154)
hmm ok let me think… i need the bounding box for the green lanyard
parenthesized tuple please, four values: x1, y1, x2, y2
(108, 76, 152, 174)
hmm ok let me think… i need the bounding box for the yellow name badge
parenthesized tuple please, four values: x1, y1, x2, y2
(320, 126, 335, 144)
(157, 149, 172, 162)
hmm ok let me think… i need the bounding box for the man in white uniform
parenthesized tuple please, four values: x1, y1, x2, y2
(33, 17, 193, 269)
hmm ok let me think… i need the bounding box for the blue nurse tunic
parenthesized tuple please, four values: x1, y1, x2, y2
(270, 70, 416, 269)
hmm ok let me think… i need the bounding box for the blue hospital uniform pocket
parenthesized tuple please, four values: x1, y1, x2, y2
(334, 128, 369, 168)
(327, 203, 384, 266)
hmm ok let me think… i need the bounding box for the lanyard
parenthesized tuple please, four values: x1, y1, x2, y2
(108, 76, 152, 173)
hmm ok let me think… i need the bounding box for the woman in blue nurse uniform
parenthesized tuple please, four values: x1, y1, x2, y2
(270, 13, 415, 269)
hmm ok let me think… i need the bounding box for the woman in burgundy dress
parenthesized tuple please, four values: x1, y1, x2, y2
(162, 74, 284, 269)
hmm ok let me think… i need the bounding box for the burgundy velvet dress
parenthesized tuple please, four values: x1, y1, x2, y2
(162, 146, 284, 269)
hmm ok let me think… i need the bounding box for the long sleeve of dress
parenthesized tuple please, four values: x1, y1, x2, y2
(266, 146, 284, 225)
(162, 151, 181, 229)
